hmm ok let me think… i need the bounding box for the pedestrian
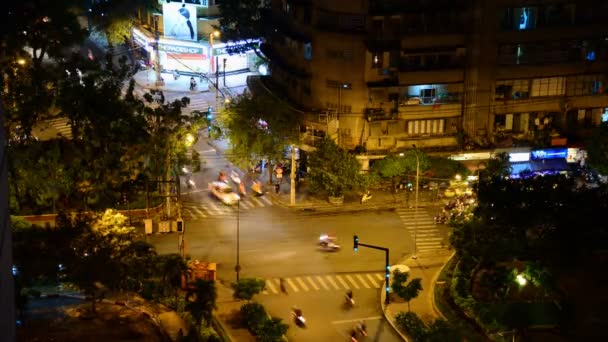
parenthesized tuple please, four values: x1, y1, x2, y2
(280, 278, 288, 295)
(189, 76, 196, 90)
(275, 183, 280, 194)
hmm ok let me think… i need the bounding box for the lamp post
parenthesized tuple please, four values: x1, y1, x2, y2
(412, 144, 420, 260)
(209, 31, 220, 101)
(153, 14, 164, 87)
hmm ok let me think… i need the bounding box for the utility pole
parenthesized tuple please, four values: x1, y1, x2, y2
(223, 58, 227, 87)
(353, 235, 391, 304)
(235, 200, 241, 282)
(153, 14, 164, 87)
(412, 144, 420, 259)
(215, 55, 219, 101)
(290, 145, 296, 206)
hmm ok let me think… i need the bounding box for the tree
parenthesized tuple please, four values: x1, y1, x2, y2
(482, 152, 512, 179)
(231, 278, 266, 301)
(426, 318, 462, 342)
(391, 269, 423, 312)
(185, 279, 217, 326)
(429, 157, 469, 180)
(308, 138, 367, 197)
(373, 154, 407, 189)
(586, 122, 608, 175)
(88, 0, 155, 47)
(216, 93, 299, 183)
(156, 253, 188, 300)
(217, 0, 270, 59)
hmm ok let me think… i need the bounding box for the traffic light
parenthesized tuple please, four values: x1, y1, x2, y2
(176, 219, 184, 233)
(207, 106, 214, 120)
(353, 235, 359, 252)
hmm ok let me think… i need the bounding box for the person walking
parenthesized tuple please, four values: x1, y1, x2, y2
(280, 278, 288, 295)
(189, 76, 196, 90)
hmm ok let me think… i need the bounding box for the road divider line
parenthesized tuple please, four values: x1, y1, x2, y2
(331, 316, 382, 324)
(325, 276, 340, 290)
(316, 276, 329, 290)
(336, 275, 351, 289)
(356, 274, 371, 288)
(366, 274, 380, 287)
(286, 278, 299, 293)
(345, 275, 360, 289)
(295, 277, 309, 291)
(305, 277, 319, 290)
(265, 280, 278, 294)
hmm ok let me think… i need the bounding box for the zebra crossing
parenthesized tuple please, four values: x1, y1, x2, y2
(181, 196, 273, 218)
(396, 208, 447, 252)
(261, 272, 386, 295)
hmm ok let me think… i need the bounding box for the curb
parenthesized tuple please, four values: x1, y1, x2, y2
(430, 252, 456, 319)
(380, 280, 409, 342)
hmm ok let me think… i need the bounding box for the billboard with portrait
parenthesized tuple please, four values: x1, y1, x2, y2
(163, 3, 197, 42)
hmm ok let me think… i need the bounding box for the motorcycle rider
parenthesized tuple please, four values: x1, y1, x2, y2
(356, 320, 367, 336)
(345, 290, 354, 306)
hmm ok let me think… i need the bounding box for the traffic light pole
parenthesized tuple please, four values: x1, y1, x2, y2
(353, 235, 391, 304)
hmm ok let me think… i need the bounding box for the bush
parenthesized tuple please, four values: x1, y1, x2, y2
(231, 278, 266, 301)
(426, 318, 463, 342)
(395, 311, 427, 342)
(253, 316, 288, 342)
(240, 302, 267, 332)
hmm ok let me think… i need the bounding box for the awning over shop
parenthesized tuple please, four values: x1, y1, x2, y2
(511, 159, 570, 176)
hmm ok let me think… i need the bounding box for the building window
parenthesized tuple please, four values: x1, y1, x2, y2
(304, 43, 312, 60)
(531, 77, 565, 97)
(407, 119, 445, 135)
(495, 79, 530, 99)
(566, 75, 604, 96)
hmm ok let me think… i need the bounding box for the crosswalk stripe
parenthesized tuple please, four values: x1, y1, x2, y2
(306, 277, 319, 290)
(336, 275, 350, 289)
(316, 276, 329, 290)
(207, 202, 221, 214)
(266, 280, 278, 294)
(286, 278, 299, 293)
(417, 241, 443, 245)
(374, 273, 384, 281)
(240, 201, 252, 209)
(356, 274, 371, 288)
(193, 207, 207, 217)
(251, 197, 264, 207)
(418, 245, 443, 249)
(345, 275, 360, 289)
(325, 276, 340, 290)
(417, 237, 444, 241)
(260, 196, 272, 205)
(366, 274, 380, 287)
(295, 277, 309, 291)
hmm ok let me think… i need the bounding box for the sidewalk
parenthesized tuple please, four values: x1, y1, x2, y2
(214, 281, 256, 342)
(133, 69, 254, 94)
(381, 251, 454, 341)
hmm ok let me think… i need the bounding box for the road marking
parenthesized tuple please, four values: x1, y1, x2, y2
(418, 245, 444, 250)
(325, 276, 340, 290)
(374, 273, 384, 281)
(336, 275, 350, 289)
(207, 201, 221, 214)
(265, 280, 278, 294)
(239, 201, 252, 209)
(356, 274, 371, 288)
(316, 276, 329, 290)
(345, 275, 360, 289)
(366, 274, 380, 287)
(331, 316, 382, 324)
(295, 277, 309, 291)
(193, 207, 207, 217)
(305, 277, 319, 290)
(416, 237, 444, 241)
(417, 241, 443, 245)
(260, 196, 272, 205)
(251, 197, 263, 207)
(286, 278, 299, 293)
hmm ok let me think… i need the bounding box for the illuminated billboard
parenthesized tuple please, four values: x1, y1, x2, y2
(163, 3, 197, 42)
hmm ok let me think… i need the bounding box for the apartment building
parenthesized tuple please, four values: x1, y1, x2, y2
(259, 0, 608, 154)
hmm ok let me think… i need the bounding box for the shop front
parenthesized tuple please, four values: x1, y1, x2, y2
(210, 42, 258, 74)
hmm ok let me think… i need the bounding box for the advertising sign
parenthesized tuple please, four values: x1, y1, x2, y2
(530, 148, 567, 160)
(164, 0, 209, 7)
(163, 3, 197, 41)
(159, 43, 204, 55)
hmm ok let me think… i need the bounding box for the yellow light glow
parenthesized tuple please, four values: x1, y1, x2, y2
(212, 30, 220, 37)
(184, 134, 195, 146)
(455, 174, 462, 181)
(17, 58, 26, 65)
(516, 274, 527, 286)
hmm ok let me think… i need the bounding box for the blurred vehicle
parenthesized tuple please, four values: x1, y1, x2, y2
(319, 241, 341, 252)
(319, 234, 337, 246)
(208, 181, 240, 205)
(443, 188, 456, 198)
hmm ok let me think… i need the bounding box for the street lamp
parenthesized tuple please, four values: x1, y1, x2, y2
(412, 144, 420, 260)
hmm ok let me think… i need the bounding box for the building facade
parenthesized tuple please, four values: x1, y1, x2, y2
(132, 0, 258, 76)
(263, 0, 608, 153)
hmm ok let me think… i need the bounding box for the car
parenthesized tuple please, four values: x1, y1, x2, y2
(208, 181, 240, 205)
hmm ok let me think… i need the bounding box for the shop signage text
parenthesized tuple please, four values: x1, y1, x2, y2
(531, 148, 567, 160)
(159, 43, 203, 54)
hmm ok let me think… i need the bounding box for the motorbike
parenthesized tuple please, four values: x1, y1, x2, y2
(230, 170, 241, 184)
(320, 242, 341, 252)
(319, 234, 337, 247)
(345, 294, 355, 308)
(251, 181, 264, 196)
(292, 310, 306, 327)
(360, 191, 372, 204)
(356, 322, 367, 337)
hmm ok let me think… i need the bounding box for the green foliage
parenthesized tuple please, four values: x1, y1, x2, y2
(482, 152, 512, 179)
(426, 318, 462, 342)
(217, 0, 270, 58)
(586, 122, 608, 175)
(240, 302, 267, 332)
(391, 269, 423, 311)
(186, 279, 218, 325)
(254, 316, 288, 342)
(308, 138, 367, 197)
(216, 92, 299, 170)
(395, 311, 427, 342)
(88, 0, 153, 46)
(373, 154, 407, 179)
(231, 278, 266, 301)
(429, 157, 470, 180)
